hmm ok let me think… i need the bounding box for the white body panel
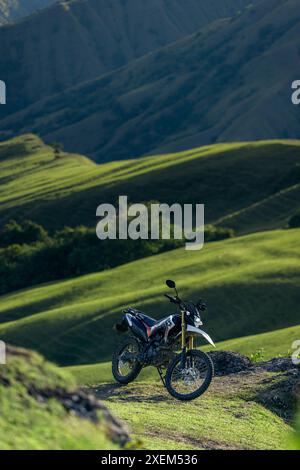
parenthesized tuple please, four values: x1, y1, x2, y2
(186, 325, 216, 348)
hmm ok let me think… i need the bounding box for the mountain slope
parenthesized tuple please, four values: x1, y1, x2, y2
(2, 0, 298, 160)
(0, 0, 54, 24)
(0, 135, 299, 233)
(0, 0, 257, 115)
(0, 228, 299, 365)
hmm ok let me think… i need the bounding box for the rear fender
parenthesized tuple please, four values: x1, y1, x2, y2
(114, 314, 131, 333)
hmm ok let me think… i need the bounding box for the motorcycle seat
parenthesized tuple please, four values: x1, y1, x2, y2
(124, 307, 158, 327)
(138, 313, 157, 327)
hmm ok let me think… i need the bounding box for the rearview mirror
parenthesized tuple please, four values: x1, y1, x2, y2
(166, 279, 176, 289)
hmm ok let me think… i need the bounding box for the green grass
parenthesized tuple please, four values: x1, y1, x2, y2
(0, 347, 120, 450)
(67, 360, 159, 386)
(0, 227, 299, 366)
(0, 135, 299, 234)
(110, 393, 288, 450)
(209, 324, 300, 360)
(91, 378, 292, 450)
(289, 411, 300, 450)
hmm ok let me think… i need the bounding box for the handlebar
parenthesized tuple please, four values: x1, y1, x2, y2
(164, 293, 181, 305)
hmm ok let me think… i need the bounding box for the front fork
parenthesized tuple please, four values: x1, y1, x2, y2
(157, 312, 195, 384)
(181, 310, 195, 368)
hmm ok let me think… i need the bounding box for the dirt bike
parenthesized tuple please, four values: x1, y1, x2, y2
(112, 280, 215, 401)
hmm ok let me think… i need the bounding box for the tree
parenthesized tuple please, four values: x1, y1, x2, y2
(0, 220, 48, 247)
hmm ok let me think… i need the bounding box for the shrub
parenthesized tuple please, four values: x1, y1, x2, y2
(0, 220, 48, 247)
(250, 348, 265, 363)
(0, 221, 235, 294)
(205, 225, 234, 242)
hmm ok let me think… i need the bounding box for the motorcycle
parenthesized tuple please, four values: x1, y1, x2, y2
(112, 280, 216, 401)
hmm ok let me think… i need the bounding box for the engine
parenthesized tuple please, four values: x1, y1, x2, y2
(141, 331, 177, 366)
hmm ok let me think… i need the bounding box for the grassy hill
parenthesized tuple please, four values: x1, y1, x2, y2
(0, 0, 255, 117)
(0, 227, 298, 366)
(1, 0, 298, 160)
(0, 345, 129, 450)
(0, 135, 299, 233)
(0, 0, 54, 24)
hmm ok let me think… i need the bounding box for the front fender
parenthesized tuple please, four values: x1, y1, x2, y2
(186, 325, 216, 348)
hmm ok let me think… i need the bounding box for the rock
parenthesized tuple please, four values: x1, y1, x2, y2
(257, 369, 300, 421)
(26, 384, 131, 447)
(208, 350, 252, 376)
(254, 357, 300, 373)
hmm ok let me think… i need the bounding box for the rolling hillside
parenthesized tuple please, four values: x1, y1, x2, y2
(1, 0, 298, 161)
(0, 228, 299, 365)
(0, 0, 54, 24)
(0, 135, 299, 233)
(0, 0, 256, 116)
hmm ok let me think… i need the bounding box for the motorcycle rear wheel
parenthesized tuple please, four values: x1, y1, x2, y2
(112, 338, 143, 384)
(165, 349, 214, 401)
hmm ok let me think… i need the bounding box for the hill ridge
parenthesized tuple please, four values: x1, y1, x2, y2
(1, 0, 298, 160)
(0, 0, 258, 116)
(0, 135, 299, 235)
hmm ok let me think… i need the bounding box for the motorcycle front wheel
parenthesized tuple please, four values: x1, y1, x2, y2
(165, 350, 214, 401)
(112, 338, 143, 384)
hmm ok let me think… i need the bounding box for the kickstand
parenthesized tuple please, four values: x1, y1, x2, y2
(157, 367, 166, 387)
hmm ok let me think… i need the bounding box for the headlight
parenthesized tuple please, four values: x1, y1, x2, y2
(194, 316, 203, 328)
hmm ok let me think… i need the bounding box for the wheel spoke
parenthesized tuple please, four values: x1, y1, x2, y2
(170, 353, 210, 396)
(117, 342, 139, 378)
